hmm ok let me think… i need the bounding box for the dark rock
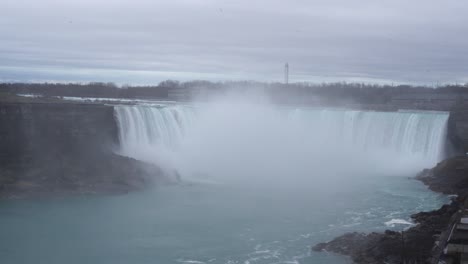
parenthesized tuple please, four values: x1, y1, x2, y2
(448, 105, 468, 153)
(416, 156, 468, 197)
(0, 101, 118, 168)
(0, 152, 166, 199)
(0, 99, 169, 199)
(312, 201, 458, 264)
(313, 231, 406, 264)
(313, 156, 467, 263)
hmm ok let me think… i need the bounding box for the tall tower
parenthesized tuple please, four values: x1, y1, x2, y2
(284, 63, 289, 84)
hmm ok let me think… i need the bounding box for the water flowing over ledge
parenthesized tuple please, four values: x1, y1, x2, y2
(114, 103, 449, 180)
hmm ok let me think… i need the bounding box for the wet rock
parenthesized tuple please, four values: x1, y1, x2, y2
(313, 156, 466, 263)
(312, 206, 457, 264)
(416, 156, 468, 196)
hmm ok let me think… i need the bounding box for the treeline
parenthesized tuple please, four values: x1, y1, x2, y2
(0, 82, 168, 99)
(268, 82, 468, 105)
(1, 80, 468, 105)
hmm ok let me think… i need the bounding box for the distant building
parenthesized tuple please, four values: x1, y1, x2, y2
(284, 63, 289, 84)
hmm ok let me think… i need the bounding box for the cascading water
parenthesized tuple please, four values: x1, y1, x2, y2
(114, 104, 195, 167)
(114, 101, 449, 182)
(290, 108, 449, 166)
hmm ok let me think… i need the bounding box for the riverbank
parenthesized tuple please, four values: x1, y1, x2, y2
(313, 156, 468, 263)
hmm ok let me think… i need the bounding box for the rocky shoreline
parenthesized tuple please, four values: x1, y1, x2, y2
(312, 156, 468, 264)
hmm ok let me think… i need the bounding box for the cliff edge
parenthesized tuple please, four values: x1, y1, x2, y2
(0, 96, 166, 199)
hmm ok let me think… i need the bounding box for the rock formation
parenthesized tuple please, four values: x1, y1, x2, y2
(0, 96, 168, 199)
(313, 156, 468, 263)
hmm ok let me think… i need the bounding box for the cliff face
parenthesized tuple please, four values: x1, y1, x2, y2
(0, 100, 165, 198)
(448, 106, 468, 153)
(416, 156, 468, 195)
(0, 102, 118, 166)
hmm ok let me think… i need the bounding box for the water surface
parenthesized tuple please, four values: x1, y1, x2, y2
(0, 176, 447, 264)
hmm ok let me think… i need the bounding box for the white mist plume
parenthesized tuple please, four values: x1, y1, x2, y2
(115, 93, 449, 186)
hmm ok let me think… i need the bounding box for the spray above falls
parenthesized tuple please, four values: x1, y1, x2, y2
(114, 101, 449, 183)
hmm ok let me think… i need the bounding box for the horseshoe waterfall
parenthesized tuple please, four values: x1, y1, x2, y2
(114, 103, 449, 181)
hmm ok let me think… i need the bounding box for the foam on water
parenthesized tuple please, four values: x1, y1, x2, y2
(384, 219, 414, 227)
(177, 260, 206, 264)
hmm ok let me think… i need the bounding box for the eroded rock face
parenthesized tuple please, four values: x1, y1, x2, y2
(0, 101, 168, 198)
(448, 106, 468, 153)
(0, 101, 118, 167)
(416, 156, 468, 196)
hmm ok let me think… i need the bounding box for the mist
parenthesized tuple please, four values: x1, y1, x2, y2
(114, 93, 449, 191)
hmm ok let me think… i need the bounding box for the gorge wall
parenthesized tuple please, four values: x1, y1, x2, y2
(448, 108, 468, 153)
(0, 100, 164, 199)
(0, 101, 118, 166)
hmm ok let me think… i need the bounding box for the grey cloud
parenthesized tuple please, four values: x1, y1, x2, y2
(1, 0, 467, 84)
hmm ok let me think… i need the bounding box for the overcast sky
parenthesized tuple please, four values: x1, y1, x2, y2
(1, 0, 467, 85)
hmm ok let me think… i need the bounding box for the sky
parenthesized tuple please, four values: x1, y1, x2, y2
(1, 0, 468, 85)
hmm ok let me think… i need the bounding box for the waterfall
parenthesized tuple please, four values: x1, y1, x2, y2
(289, 109, 449, 166)
(114, 105, 195, 165)
(114, 102, 449, 180)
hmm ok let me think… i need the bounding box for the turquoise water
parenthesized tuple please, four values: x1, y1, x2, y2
(0, 175, 447, 264)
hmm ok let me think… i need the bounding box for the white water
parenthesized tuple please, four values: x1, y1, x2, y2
(114, 99, 449, 183)
(115, 105, 195, 154)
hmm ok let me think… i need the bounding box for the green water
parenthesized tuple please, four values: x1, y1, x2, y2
(0, 175, 447, 264)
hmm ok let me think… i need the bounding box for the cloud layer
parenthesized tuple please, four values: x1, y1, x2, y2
(1, 0, 467, 84)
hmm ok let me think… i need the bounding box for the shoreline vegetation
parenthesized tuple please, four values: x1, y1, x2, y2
(2, 81, 468, 108)
(313, 156, 468, 263)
